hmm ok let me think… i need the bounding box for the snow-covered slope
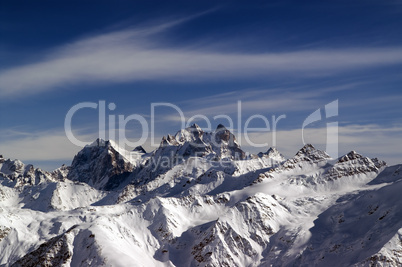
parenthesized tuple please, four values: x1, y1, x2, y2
(0, 125, 401, 267)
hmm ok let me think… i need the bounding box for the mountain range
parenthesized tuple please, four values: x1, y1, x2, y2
(0, 124, 401, 266)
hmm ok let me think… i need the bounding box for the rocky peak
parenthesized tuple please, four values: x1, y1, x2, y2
(216, 123, 226, 129)
(322, 151, 387, 182)
(155, 125, 245, 160)
(269, 144, 330, 173)
(67, 138, 134, 190)
(160, 136, 169, 147)
(371, 157, 387, 169)
(89, 138, 110, 148)
(258, 148, 285, 161)
(133, 146, 146, 154)
(335, 150, 386, 174)
(175, 124, 204, 143)
(209, 125, 245, 160)
(1, 158, 25, 174)
(0, 158, 53, 186)
(50, 164, 70, 181)
(214, 124, 234, 144)
(294, 144, 330, 162)
(337, 150, 363, 163)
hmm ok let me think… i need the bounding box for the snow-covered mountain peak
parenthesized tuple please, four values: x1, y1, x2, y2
(0, 157, 58, 187)
(67, 138, 136, 190)
(319, 151, 387, 184)
(213, 124, 235, 143)
(0, 158, 25, 175)
(133, 146, 146, 154)
(88, 138, 109, 148)
(159, 124, 204, 148)
(337, 150, 362, 163)
(294, 144, 330, 161)
(155, 124, 245, 161)
(271, 144, 331, 173)
(216, 123, 226, 129)
(172, 124, 204, 145)
(334, 150, 386, 170)
(211, 125, 245, 160)
(258, 147, 286, 161)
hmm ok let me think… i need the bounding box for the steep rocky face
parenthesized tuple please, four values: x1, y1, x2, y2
(128, 124, 246, 186)
(154, 124, 212, 164)
(292, 144, 331, 164)
(1, 159, 30, 177)
(50, 164, 70, 181)
(10, 225, 105, 267)
(258, 147, 286, 162)
(189, 219, 258, 266)
(211, 124, 246, 160)
(11, 226, 77, 267)
(133, 146, 146, 154)
(67, 139, 134, 190)
(156, 124, 246, 161)
(151, 194, 289, 267)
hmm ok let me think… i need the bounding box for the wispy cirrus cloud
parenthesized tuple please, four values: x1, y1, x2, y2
(1, 17, 402, 97)
(154, 82, 376, 124)
(0, 129, 96, 161)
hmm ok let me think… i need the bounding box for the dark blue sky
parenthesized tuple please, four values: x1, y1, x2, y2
(0, 0, 401, 170)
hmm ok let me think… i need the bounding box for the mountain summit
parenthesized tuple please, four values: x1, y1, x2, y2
(67, 138, 135, 190)
(157, 124, 245, 160)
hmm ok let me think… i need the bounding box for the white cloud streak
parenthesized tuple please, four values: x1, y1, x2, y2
(1, 18, 402, 97)
(0, 129, 96, 161)
(154, 83, 365, 123)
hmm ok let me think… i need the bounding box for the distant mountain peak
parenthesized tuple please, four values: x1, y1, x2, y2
(296, 144, 317, 154)
(214, 124, 236, 144)
(294, 144, 330, 161)
(190, 123, 202, 129)
(258, 147, 286, 161)
(337, 150, 363, 163)
(88, 138, 109, 147)
(322, 151, 387, 183)
(67, 139, 134, 190)
(216, 123, 226, 130)
(154, 125, 245, 161)
(133, 146, 146, 154)
(0, 157, 57, 186)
